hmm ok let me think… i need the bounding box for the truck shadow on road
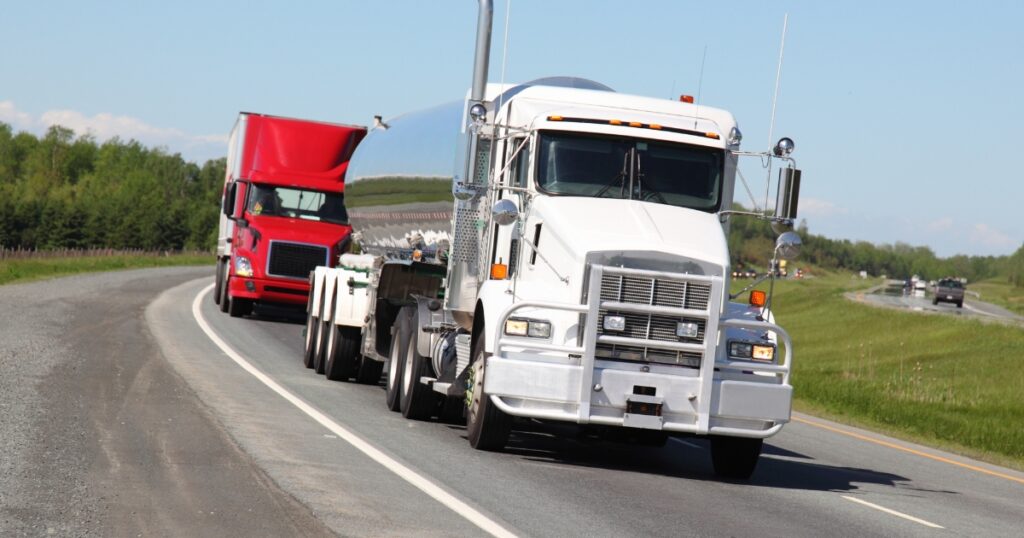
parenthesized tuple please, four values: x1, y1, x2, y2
(476, 422, 958, 495)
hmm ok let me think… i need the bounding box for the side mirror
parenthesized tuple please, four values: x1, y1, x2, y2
(454, 182, 476, 201)
(775, 167, 801, 221)
(223, 183, 236, 218)
(491, 199, 519, 226)
(775, 231, 802, 260)
(230, 182, 248, 220)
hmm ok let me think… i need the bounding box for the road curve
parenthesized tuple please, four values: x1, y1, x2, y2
(154, 273, 1024, 537)
(3, 267, 1023, 537)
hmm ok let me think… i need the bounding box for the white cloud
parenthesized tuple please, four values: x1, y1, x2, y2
(969, 223, 1018, 251)
(798, 197, 849, 217)
(927, 217, 954, 232)
(0, 101, 225, 163)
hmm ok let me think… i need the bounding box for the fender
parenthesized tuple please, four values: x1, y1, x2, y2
(309, 266, 330, 318)
(475, 280, 515, 355)
(414, 296, 455, 361)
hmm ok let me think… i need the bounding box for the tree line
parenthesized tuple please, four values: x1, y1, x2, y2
(1, 122, 1021, 285)
(727, 208, 1024, 286)
(0, 123, 225, 251)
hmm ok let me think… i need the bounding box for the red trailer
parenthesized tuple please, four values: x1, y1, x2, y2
(214, 112, 366, 317)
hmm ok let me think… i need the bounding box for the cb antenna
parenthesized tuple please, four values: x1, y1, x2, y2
(765, 13, 789, 211)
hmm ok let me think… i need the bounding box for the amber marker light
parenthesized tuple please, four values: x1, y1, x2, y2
(547, 115, 564, 121)
(490, 263, 508, 280)
(629, 121, 642, 127)
(609, 119, 623, 125)
(705, 132, 721, 139)
(749, 290, 767, 307)
(649, 124, 662, 130)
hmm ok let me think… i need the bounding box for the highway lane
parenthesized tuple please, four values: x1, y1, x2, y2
(150, 275, 1024, 537)
(849, 287, 1024, 327)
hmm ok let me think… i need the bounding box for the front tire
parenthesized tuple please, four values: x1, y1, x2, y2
(219, 261, 231, 313)
(355, 356, 384, 385)
(228, 296, 251, 318)
(466, 333, 511, 451)
(710, 436, 763, 479)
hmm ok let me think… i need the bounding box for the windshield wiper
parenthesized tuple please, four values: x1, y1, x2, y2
(634, 153, 667, 204)
(594, 151, 630, 199)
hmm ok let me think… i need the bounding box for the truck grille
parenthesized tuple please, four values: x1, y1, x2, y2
(595, 273, 712, 367)
(267, 242, 328, 279)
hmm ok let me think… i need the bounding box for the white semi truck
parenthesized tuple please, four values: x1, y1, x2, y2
(304, 0, 804, 478)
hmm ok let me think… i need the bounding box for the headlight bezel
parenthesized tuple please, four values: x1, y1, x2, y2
(728, 339, 776, 363)
(504, 317, 552, 339)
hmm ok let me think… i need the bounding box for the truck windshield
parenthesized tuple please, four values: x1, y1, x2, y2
(247, 185, 348, 225)
(535, 131, 723, 212)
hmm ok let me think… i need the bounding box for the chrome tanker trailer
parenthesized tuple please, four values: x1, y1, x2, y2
(303, 0, 804, 479)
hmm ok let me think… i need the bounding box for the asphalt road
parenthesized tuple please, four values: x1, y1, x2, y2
(849, 286, 1024, 326)
(4, 267, 1024, 537)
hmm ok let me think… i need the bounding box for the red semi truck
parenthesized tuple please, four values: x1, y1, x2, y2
(214, 112, 366, 317)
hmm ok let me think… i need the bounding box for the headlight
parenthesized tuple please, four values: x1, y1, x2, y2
(505, 318, 551, 339)
(728, 340, 775, 362)
(603, 315, 626, 332)
(234, 256, 253, 277)
(676, 321, 700, 339)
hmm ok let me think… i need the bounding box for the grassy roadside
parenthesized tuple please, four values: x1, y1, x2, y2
(967, 277, 1024, 316)
(0, 253, 212, 286)
(752, 270, 1024, 470)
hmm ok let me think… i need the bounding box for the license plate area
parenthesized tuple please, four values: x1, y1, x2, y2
(623, 394, 664, 430)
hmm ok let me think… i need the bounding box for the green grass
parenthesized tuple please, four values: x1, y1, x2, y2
(346, 177, 453, 208)
(967, 277, 1024, 316)
(751, 270, 1024, 469)
(0, 253, 211, 286)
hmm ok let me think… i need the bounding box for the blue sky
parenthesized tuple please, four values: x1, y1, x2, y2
(1, 1, 1021, 257)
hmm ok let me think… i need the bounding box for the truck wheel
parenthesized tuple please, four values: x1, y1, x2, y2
(401, 308, 437, 420)
(228, 297, 251, 318)
(219, 265, 231, 313)
(466, 334, 511, 451)
(314, 310, 330, 375)
(302, 288, 319, 369)
(385, 309, 409, 412)
(355, 356, 384, 385)
(957, 300, 963, 308)
(710, 436, 763, 479)
(214, 259, 224, 306)
(325, 325, 360, 381)
(932, 298, 938, 306)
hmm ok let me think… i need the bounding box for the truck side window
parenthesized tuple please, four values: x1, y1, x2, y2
(513, 139, 529, 187)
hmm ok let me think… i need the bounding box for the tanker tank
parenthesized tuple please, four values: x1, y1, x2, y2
(344, 101, 464, 256)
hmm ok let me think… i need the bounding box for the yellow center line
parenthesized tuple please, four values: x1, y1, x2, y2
(792, 416, 1024, 486)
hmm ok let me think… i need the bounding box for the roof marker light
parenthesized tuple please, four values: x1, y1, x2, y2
(679, 95, 695, 103)
(609, 119, 623, 125)
(629, 121, 642, 127)
(547, 115, 564, 121)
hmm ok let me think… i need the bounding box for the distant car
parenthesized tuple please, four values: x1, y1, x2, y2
(913, 280, 927, 298)
(933, 278, 965, 308)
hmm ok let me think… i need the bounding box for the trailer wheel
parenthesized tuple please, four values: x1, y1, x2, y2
(355, 356, 384, 385)
(710, 436, 763, 480)
(214, 258, 224, 306)
(228, 297, 251, 318)
(219, 263, 231, 313)
(325, 325, 360, 381)
(385, 309, 409, 412)
(466, 334, 511, 451)
(400, 308, 437, 420)
(302, 287, 319, 369)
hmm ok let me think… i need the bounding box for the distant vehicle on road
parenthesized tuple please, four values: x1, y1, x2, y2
(913, 279, 927, 298)
(933, 278, 965, 308)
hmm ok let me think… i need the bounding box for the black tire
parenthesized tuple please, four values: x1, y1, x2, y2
(302, 286, 319, 369)
(214, 258, 224, 306)
(400, 309, 437, 420)
(710, 436, 763, 479)
(466, 333, 512, 451)
(932, 298, 938, 306)
(355, 356, 384, 385)
(313, 309, 330, 375)
(325, 325, 360, 381)
(228, 296, 251, 318)
(957, 300, 963, 308)
(385, 308, 410, 412)
(219, 260, 231, 313)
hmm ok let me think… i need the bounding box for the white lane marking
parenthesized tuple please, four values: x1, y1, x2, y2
(191, 285, 517, 538)
(841, 495, 944, 529)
